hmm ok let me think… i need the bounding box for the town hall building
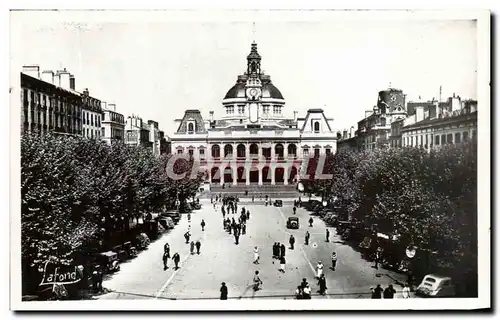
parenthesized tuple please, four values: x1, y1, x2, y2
(170, 42, 337, 186)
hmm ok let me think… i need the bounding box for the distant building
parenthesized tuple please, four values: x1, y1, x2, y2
(21, 66, 83, 136)
(170, 42, 337, 186)
(81, 88, 103, 140)
(336, 126, 358, 152)
(356, 87, 407, 150)
(158, 130, 171, 155)
(125, 115, 164, 155)
(401, 96, 477, 151)
(101, 102, 125, 143)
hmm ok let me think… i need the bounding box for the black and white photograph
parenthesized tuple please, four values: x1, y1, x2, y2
(9, 8, 490, 311)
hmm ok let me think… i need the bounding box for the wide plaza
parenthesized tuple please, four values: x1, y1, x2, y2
(98, 199, 408, 300)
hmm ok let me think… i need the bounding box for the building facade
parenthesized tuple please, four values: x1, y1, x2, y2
(124, 115, 165, 156)
(355, 88, 407, 150)
(81, 88, 103, 140)
(21, 66, 83, 136)
(101, 102, 125, 143)
(170, 43, 337, 186)
(401, 98, 477, 151)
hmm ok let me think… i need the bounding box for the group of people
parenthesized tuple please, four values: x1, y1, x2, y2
(222, 206, 250, 245)
(162, 243, 181, 270)
(272, 242, 287, 272)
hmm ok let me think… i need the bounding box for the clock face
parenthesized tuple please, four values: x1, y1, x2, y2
(250, 89, 257, 96)
(390, 95, 397, 102)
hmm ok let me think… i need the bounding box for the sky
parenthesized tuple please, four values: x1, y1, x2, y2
(10, 11, 478, 136)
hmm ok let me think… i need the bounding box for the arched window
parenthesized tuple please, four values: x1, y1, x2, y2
(188, 123, 194, 132)
(224, 144, 233, 157)
(237, 144, 246, 158)
(313, 122, 320, 133)
(211, 144, 220, 158)
(287, 144, 297, 158)
(275, 143, 284, 159)
(249, 143, 259, 157)
(455, 132, 461, 144)
(447, 134, 453, 144)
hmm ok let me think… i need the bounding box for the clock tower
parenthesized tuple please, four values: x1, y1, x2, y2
(246, 42, 262, 123)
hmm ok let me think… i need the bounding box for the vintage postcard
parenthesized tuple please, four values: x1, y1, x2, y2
(9, 9, 491, 311)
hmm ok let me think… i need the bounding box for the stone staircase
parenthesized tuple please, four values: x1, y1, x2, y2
(208, 183, 299, 198)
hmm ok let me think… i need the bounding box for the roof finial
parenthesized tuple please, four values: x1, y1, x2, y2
(252, 22, 256, 44)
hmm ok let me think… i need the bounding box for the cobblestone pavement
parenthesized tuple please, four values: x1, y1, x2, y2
(97, 199, 412, 300)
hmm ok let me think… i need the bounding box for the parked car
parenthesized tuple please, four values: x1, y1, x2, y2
(274, 200, 283, 207)
(416, 274, 456, 297)
(287, 216, 300, 229)
(91, 251, 120, 273)
(160, 210, 181, 224)
(179, 202, 192, 213)
(157, 217, 175, 230)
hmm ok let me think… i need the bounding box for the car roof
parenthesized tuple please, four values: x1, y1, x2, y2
(288, 217, 299, 221)
(425, 274, 452, 280)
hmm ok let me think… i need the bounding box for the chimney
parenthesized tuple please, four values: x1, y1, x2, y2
(58, 68, 71, 89)
(41, 70, 54, 84)
(343, 129, 348, 139)
(22, 65, 40, 79)
(102, 101, 108, 110)
(415, 106, 424, 123)
(69, 75, 75, 90)
(209, 111, 214, 121)
(293, 111, 298, 122)
(349, 126, 354, 138)
(451, 95, 461, 112)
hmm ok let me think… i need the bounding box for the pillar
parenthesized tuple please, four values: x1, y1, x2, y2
(220, 167, 225, 186)
(246, 167, 250, 185)
(271, 166, 275, 185)
(271, 143, 275, 160)
(208, 167, 212, 184)
(283, 166, 288, 185)
(246, 143, 250, 158)
(284, 143, 288, 159)
(258, 169, 263, 185)
(232, 165, 237, 185)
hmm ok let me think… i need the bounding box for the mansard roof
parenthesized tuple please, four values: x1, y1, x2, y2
(176, 109, 207, 133)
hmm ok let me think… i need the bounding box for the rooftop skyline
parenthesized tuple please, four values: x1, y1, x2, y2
(11, 11, 478, 135)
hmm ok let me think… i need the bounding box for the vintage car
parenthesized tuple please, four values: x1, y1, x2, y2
(91, 251, 120, 273)
(287, 217, 300, 229)
(274, 200, 283, 207)
(157, 217, 175, 230)
(160, 210, 181, 224)
(416, 274, 456, 297)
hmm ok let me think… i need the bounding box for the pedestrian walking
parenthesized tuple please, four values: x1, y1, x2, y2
(187, 213, 191, 222)
(289, 235, 295, 250)
(308, 217, 314, 227)
(253, 246, 260, 264)
(279, 255, 286, 273)
(293, 206, 297, 214)
(252, 271, 263, 291)
(383, 285, 396, 299)
(318, 274, 327, 295)
(201, 219, 206, 231)
(371, 284, 383, 299)
(172, 253, 180, 270)
(331, 251, 338, 271)
(164, 242, 170, 255)
(190, 241, 195, 255)
(195, 240, 201, 254)
(211, 196, 213, 204)
(325, 229, 330, 242)
(246, 210, 250, 220)
(242, 222, 246, 235)
(305, 231, 310, 245)
(252, 195, 255, 202)
(234, 228, 240, 245)
(162, 250, 170, 270)
(402, 283, 411, 298)
(373, 251, 380, 269)
(92, 266, 103, 293)
(220, 282, 228, 300)
(316, 261, 324, 279)
(280, 243, 286, 258)
(184, 231, 191, 244)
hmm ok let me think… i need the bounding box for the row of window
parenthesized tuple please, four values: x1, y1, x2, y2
(84, 128, 101, 139)
(23, 108, 81, 130)
(403, 130, 476, 148)
(225, 105, 283, 115)
(175, 144, 332, 158)
(24, 89, 82, 116)
(84, 111, 101, 127)
(103, 112, 125, 124)
(303, 148, 331, 157)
